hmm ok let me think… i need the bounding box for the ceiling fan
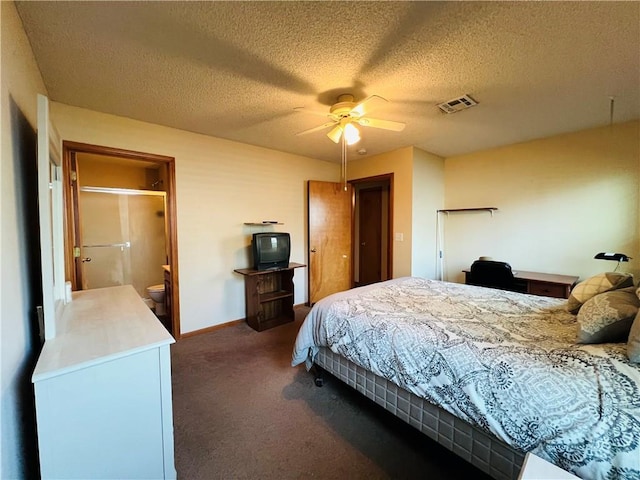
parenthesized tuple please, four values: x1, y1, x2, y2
(294, 94, 406, 145)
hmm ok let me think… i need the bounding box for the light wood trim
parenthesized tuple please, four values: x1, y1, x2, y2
(180, 302, 308, 338)
(61, 141, 181, 339)
(180, 319, 245, 338)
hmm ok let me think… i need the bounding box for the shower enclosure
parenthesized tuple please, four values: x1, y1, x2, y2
(79, 186, 167, 298)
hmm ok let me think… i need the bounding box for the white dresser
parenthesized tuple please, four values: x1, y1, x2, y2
(32, 285, 176, 479)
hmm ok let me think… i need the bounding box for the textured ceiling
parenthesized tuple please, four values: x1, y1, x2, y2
(15, 1, 640, 162)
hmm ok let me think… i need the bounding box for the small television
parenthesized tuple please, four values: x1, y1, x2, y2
(252, 232, 291, 271)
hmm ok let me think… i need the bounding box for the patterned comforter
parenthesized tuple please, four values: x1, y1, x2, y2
(292, 277, 640, 480)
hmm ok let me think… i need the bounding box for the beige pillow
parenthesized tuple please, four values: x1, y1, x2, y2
(567, 272, 634, 314)
(577, 287, 640, 344)
(627, 309, 640, 363)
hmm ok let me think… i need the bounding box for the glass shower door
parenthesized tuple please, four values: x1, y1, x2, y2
(80, 188, 166, 297)
(80, 191, 133, 290)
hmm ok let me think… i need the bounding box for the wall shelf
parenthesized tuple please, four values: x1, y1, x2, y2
(438, 207, 498, 216)
(244, 222, 284, 226)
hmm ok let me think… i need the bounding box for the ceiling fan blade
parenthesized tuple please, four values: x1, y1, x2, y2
(357, 117, 406, 132)
(326, 124, 343, 143)
(295, 121, 337, 136)
(350, 95, 388, 118)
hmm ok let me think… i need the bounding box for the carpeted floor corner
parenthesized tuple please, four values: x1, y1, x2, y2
(170, 307, 492, 479)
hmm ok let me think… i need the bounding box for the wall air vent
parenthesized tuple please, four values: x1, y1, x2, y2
(437, 94, 478, 114)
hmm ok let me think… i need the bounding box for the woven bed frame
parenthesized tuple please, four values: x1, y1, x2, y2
(315, 347, 525, 480)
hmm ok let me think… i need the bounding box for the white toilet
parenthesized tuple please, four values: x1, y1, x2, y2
(146, 284, 166, 316)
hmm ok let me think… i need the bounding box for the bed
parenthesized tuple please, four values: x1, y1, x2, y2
(291, 277, 640, 480)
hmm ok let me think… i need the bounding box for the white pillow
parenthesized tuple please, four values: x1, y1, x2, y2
(576, 287, 639, 344)
(567, 272, 633, 314)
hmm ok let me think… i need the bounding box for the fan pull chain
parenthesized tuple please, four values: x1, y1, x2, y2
(341, 135, 347, 191)
(609, 96, 615, 126)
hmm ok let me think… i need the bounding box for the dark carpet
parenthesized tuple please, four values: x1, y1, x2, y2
(170, 306, 492, 479)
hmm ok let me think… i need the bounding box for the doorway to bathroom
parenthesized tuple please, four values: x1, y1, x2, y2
(62, 141, 180, 337)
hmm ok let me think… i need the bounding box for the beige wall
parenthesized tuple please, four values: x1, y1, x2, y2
(50, 102, 339, 333)
(348, 147, 414, 277)
(412, 147, 445, 279)
(78, 154, 154, 190)
(443, 120, 640, 283)
(348, 146, 445, 280)
(1, 2, 47, 477)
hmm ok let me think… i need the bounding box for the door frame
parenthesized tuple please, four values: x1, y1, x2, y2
(349, 173, 394, 283)
(62, 141, 182, 338)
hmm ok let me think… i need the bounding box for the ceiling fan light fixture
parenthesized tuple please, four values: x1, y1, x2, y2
(326, 124, 343, 143)
(296, 93, 405, 144)
(344, 123, 360, 145)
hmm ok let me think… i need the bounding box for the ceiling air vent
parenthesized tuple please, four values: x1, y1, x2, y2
(437, 94, 478, 114)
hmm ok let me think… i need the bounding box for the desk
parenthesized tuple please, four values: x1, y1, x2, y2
(463, 269, 579, 299)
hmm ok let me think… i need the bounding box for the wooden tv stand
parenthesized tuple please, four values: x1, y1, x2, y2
(234, 263, 306, 331)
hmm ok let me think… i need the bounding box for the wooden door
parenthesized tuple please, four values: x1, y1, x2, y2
(358, 187, 382, 286)
(68, 152, 84, 289)
(308, 181, 353, 304)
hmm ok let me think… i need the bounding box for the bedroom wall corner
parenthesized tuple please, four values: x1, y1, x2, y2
(348, 146, 414, 278)
(443, 120, 640, 284)
(411, 147, 445, 279)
